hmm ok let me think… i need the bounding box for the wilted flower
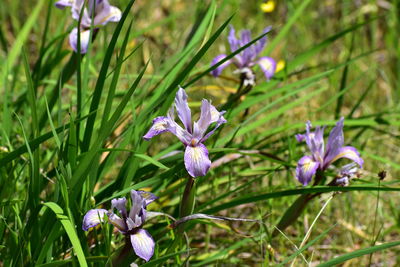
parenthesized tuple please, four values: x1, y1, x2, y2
(210, 25, 276, 86)
(143, 87, 227, 177)
(55, 0, 122, 53)
(82, 190, 157, 262)
(295, 117, 364, 186)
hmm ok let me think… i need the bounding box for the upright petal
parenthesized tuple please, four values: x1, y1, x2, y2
(129, 190, 146, 221)
(82, 209, 108, 231)
(239, 29, 254, 64)
(111, 197, 127, 218)
(93, 0, 122, 26)
(137, 191, 158, 206)
(210, 54, 232, 77)
(324, 117, 344, 164)
(69, 28, 91, 54)
(143, 116, 173, 141)
(257, 57, 276, 80)
(254, 26, 272, 55)
(228, 25, 239, 52)
(71, 0, 92, 27)
(175, 87, 192, 133)
(193, 100, 212, 140)
(324, 146, 364, 168)
(296, 156, 319, 186)
(184, 143, 211, 177)
(200, 111, 227, 142)
(130, 229, 155, 262)
(304, 121, 325, 164)
(55, 0, 74, 9)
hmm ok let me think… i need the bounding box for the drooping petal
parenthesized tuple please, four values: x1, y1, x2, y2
(257, 57, 276, 80)
(82, 209, 108, 231)
(210, 54, 232, 77)
(55, 0, 74, 9)
(111, 197, 127, 218)
(324, 146, 364, 168)
(324, 117, 344, 164)
(130, 229, 155, 262)
(296, 156, 319, 186)
(184, 143, 211, 177)
(143, 116, 172, 141)
(175, 87, 192, 133)
(93, 0, 122, 26)
(137, 191, 158, 206)
(69, 28, 91, 54)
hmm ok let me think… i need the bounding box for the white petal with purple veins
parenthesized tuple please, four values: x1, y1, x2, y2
(257, 57, 276, 80)
(143, 116, 172, 140)
(130, 229, 155, 262)
(325, 146, 364, 168)
(93, 0, 122, 26)
(82, 209, 108, 231)
(69, 28, 91, 54)
(296, 156, 319, 186)
(184, 143, 211, 177)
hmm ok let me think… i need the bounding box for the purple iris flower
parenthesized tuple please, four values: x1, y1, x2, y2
(295, 117, 364, 186)
(82, 190, 158, 262)
(210, 25, 276, 86)
(143, 87, 227, 177)
(55, 0, 122, 53)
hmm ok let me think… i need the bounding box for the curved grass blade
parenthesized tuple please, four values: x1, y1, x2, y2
(316, 240, 400, 267)
(201, 186, 400, 214)
(42, 202, 88, 267)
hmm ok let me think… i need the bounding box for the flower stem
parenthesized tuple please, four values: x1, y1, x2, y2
(167, 177, 196, 253)
(272, 170, 324, 237)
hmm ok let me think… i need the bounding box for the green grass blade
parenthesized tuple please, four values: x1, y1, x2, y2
(317, 240, 400, 267)
(42, 202, 88, 267)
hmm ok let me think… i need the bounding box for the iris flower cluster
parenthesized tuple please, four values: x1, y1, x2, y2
(143, 87, 227, 177)
(211, 26, 276, 86)
(82, 190, 157, 262)
(55, 0, 122, 53)
(295, 118, 364, 186)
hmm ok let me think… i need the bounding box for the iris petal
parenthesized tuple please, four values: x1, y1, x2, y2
(326, 146, 364, 168)
(69, 28, 91, 54)
(324, 117, 344, 164)
(175, 87, 192, 133)
(210, 54, 232, 77)
(257, 57, 276, 80)
(93, 0, 122, 26)
(184, 143, 211, 177)
(296, 156, 319, 186)
(143, 116, 172, 140)
(130, 229, 155, 262)
(82, 209, 108, 231)
(55, 0, 74, 9)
